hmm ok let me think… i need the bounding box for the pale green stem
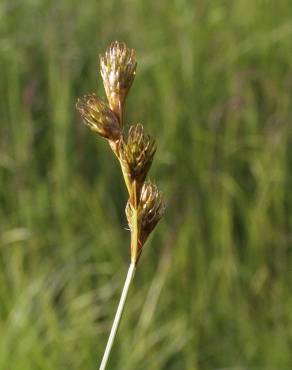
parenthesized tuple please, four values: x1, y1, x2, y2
(98, 263, 136, 370)
(131, 207, 139, 264)
(120, 164, 132, 197)
(131, 180, 139, 264)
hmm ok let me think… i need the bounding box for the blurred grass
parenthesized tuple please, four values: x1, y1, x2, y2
(0, 0, 292, 369)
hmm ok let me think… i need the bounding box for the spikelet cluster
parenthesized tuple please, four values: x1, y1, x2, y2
(76, 41, 164, 265)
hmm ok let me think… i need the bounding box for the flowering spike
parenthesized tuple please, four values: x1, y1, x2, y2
(126, 181, 165, 263)
(139, 181, 165, 246)
(76, 94, 121, 141)
(100, 41, 137, 121)
(120, 123, 156, 186)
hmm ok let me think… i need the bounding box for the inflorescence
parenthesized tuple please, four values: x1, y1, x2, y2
(76, 41, 165, 265)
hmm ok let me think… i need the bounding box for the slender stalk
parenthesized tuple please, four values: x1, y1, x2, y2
(131, 208, 139, 264)
(99, 263, 136, 370)
(120, 164, 132, 197)
(130, 180, 139, 263)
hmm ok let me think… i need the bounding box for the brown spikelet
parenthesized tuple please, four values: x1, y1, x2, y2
(119, 123, 156, 186)
(76, 94, 121, 141)
(100, 41, 137, 120)
(126, 181, 165, 262)
(138, 181, 165, 246)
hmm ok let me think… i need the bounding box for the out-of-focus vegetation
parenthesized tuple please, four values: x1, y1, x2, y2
(0, 0, 292, 369)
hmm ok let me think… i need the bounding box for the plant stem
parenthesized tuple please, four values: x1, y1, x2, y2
(131, 208, 139, 264)
(98, 263, 136, 370)
(131, 180, 139, 264)
(120, 164, 132, 197)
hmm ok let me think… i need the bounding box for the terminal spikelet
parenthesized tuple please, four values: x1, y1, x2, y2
(100, 41, 137, 122)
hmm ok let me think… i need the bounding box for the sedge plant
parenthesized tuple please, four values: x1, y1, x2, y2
(76, 41, 165, 370)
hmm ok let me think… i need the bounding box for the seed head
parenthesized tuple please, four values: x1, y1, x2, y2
(139, 182, 165, 245)
(126, 181, 165, 252)
(120, 124, 156, 185)
(100, 41, 137, 117)
(76, 94, 121, 140)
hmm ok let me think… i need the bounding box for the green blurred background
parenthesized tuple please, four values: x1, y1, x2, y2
(1, 0, 292, 369)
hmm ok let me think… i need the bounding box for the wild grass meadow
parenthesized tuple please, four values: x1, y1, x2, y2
(0, 0, 292, 369)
